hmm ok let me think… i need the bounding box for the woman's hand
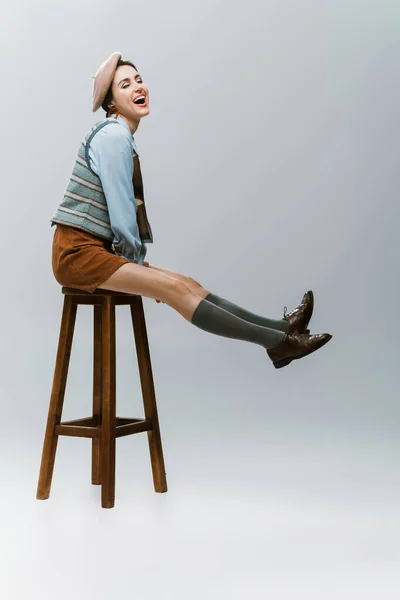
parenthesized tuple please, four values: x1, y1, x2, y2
(143, 260, 162, 303)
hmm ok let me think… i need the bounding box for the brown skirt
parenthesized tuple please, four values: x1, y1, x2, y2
(52, 223, 131, 293)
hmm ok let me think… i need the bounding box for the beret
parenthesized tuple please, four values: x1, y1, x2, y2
(92, 51, 122, 112)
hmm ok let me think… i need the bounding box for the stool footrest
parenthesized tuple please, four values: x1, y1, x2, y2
(55, 416, 152, 439)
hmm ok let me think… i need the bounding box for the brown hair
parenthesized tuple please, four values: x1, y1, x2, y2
(102, 58, 139, 117)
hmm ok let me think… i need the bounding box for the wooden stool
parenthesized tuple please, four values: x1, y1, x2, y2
(36, 286, 167, 509)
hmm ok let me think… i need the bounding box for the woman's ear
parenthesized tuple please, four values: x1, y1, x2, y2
(107, 103, 120, 118)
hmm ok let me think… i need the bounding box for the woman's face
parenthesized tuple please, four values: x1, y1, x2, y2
(110, 64, 149, 124)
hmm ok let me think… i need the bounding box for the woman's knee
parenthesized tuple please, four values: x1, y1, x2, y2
(144, 260, 201, 289)
(171, 278, 193, 298)
(186, 275, 202, 289)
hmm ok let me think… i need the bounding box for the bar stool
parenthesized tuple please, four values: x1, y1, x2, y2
(36, 286, 167, 509)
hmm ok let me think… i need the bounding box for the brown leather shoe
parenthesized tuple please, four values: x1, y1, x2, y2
(283, 290, 314, 334)
(267, 330, 332, 369)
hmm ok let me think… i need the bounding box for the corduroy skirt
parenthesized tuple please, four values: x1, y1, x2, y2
(52, 223, 131, 293)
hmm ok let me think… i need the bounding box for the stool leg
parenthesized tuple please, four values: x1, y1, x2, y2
(130, 297, 168, 493)
(36, 296, 77, 500)
(101, 297, 116, 508)
(92, 304, 102, 485)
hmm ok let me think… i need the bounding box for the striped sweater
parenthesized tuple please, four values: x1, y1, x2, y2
(50, 116, 153, 251)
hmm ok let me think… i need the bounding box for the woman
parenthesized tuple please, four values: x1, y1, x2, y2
(51, 51, 332, 369)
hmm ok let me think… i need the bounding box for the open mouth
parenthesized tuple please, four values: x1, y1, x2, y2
(133, 96, 147, 106)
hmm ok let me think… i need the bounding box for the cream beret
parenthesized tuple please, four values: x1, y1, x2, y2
(91, 51, 122, 112)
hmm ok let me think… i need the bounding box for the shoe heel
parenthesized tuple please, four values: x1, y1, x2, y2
(273, 358, 292, 369)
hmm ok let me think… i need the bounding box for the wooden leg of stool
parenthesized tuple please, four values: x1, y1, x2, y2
(92, 304, 102, 485)
(101, 297, 116, 509)
(130, 297, 168, 493)
(36, 296, 77, 500)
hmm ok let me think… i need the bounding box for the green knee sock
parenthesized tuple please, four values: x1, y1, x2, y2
(190, 298, 286, 350)
(204, 292, 290, 333)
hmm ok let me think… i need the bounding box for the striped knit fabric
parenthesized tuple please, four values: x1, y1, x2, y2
(50, 118, 153, 244)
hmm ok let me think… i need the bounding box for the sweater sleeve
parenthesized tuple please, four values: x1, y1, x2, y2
(87, 125, 144, 263)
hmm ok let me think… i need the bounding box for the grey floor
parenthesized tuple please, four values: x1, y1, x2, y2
(3, 415, 399, 600)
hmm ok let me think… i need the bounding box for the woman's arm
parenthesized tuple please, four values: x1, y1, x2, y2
(88, 125, 144, 263)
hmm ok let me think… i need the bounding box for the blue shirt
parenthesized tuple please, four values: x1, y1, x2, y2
(87, 113, 147, 264)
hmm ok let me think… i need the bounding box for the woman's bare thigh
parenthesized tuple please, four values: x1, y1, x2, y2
(96, 262, 202, 322)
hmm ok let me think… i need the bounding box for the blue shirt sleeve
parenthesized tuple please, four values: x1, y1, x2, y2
(87, 125, 146, 263)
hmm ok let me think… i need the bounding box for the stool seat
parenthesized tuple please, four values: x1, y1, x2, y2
(36, 286, 167, 509)
(62, 286, 136, 296)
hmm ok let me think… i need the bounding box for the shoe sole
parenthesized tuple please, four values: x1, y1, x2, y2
(273, 333, 332, 369)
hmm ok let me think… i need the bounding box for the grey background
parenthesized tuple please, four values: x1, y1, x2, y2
(1, 0, 399, 597)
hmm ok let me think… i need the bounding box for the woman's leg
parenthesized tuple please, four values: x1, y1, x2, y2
(143, 260, 210, 299)
(97, 262, 286, 350)
(144, 260, 289, 332)
(97, 262, 201, 322)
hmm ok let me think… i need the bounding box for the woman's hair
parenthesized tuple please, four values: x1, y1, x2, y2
(102, 58, 138, 117)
